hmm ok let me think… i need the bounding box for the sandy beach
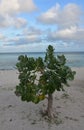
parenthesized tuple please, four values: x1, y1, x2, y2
(0, 68, 84, 130)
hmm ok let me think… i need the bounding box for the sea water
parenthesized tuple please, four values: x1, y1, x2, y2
(0, 52, 84, 70)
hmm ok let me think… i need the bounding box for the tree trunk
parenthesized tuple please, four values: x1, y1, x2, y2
(47, 93, 53, 118)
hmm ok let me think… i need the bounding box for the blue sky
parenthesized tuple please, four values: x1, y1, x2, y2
(0, 0, 84, 52)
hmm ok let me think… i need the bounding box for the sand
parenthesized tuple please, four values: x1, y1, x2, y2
(0, 68, 84, 130)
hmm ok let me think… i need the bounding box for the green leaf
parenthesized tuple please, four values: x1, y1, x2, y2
(15, 45, 76, 105)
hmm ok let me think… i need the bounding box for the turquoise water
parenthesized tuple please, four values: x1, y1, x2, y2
(0, 52, 84, 70)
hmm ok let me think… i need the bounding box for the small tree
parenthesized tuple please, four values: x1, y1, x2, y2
(15, 45, 76, 118)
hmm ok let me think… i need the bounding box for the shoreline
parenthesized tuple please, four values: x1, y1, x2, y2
(0, 67, 84, 130)
(0, 66, 84, 70)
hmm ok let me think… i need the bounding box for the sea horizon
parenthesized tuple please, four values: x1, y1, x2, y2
(0, 52, 84, 70)
(0, 51, 84, 54)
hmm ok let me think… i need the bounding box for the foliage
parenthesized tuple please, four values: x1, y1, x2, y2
(15, 45, 76, 105)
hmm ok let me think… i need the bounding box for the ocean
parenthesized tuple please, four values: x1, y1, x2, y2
(0, 52, 84, 70)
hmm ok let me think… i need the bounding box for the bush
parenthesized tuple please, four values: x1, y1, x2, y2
(15, 45, 76, 118)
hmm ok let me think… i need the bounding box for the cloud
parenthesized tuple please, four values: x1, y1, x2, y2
(4, 26, 43, 46)
(47, 26, 84, 44)
(0, 0, 37, 15)
(14, 17, 27, 28)
(0, 33, 6, 40)
(37, 3, 84, 45)
(4, 36, 42, 46)
(23, 26, 43, 35)
(0, 1, 84, 52)
(0, 0, 37, 28)
(18, 0, 37, 13)
(37, 3, 81, 28)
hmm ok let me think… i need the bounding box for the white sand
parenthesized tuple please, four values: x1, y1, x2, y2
(0, 68, 84, 130)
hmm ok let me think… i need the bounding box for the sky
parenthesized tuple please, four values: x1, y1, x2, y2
(0, 0, 84, 52)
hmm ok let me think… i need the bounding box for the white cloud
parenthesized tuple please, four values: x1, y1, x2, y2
(0, 15, 28, 28)
(3, 26, 43, 46)
(0, 33, 5, 40)
(0, 25, 44, 48)
(37, 3, 81, 28)
(14, 17, 27, 28)
(47, 26, 84, 44)
(4, 36, 41, 46)
(37, 3, 60, 24)
(23, 26, 43, 35)
(38, 3, 84, 45)
(0, 0, 37, 15)
(18, 0, 37, 13)
(0, 1, 84, 52)
(0, 0, 19, 16)
(0, 0, 37, 28)
(48, 26, 77, 40)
